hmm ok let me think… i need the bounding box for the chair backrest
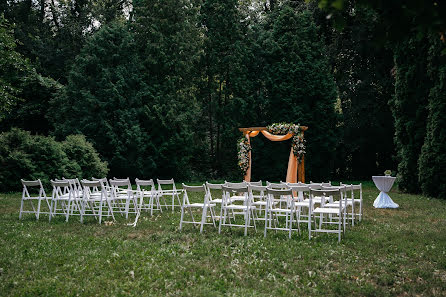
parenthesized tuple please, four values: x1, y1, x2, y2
(205, 182, 224, 202)
(135, 178, 155, 187)
(266, 182, 289, 189)
(21, 179, 46, 198)
(351, 183, 362, 191)
(51, 180, 72, 199)
(182, 184, 209, 205)
(109, 179, 131, 188)
(248, 180, 262, 186)
(225, 181, 247, 188)
(205, 182, 224, 190)
(287, 184, 310, 202)
(266, 188, 295, 207)
(135, 178, 156, 192)
(157, 178, 174, 185)
(222, 185, 248, 194)
(182, 184, 206, 193)
(109, 179, 132, 198)
(350, 183, 362, 200)
(310, 187, 345, 208)
(81, 179, 104, 199)
(222, 185, 249, 205)
(286, 182, 305, 187)
(308, 184, 322, 190)
(157, 178, 178, 192)
(248, 185, 267, 200)
(249, 185, 267, 192)
(92, 177, 110, 188)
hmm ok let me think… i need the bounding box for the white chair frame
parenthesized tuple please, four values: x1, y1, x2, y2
(20, 179, 51, 220)
(219, 186, 257, 236)
(179, 184, 216, 233)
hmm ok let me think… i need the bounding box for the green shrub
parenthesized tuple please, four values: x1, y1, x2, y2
(0, 128, 108, 191)
(62, 134, 108, 180)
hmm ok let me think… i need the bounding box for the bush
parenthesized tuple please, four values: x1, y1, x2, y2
(62, 135, 108, 180)
(0, 128, 108, 191)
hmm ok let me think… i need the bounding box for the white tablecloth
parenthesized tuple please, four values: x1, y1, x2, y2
(372, 176, 398, 208)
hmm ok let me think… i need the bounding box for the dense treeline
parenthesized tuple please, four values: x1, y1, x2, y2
(0, 0, 445, 198)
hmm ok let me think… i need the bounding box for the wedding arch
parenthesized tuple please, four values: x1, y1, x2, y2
(238, 123, 308, 183)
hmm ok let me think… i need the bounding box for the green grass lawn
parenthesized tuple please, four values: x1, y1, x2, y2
(1, 183, 446, 296)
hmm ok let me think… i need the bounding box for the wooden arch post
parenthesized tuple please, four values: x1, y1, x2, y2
(239, 126, 307, 183)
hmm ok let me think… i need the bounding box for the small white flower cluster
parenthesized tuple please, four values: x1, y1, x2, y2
(237, 137, 251, 174)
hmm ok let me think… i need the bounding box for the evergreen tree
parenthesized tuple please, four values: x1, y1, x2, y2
(198, 0, 256, 178)
(328, 6, 396, 179)
(418, 37, 446, 198)
(50, 23, 151, 178)
(389, 37, 430, 193)
(131, 0, 202, 179)
(0, 15, 29, 120)
(259, 4, 338, 180)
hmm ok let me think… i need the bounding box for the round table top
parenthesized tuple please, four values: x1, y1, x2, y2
(372, 176, 396, 192)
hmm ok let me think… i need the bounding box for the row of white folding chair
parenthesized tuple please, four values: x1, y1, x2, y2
(180, 182, 359, 242)
(181, 183, 300, 237)
(111, 177, 183, 213)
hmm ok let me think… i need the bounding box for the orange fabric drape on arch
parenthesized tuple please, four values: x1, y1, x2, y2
(244, 130, 298, 183)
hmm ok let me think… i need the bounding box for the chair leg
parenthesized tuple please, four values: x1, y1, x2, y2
(98, 201, 104, 224)
(179, 205, 185, 231)
(36, 199, 42, 220)
(19, 199, 25, 220)
(219, 207, 226, 234)
(200, 206, 207, 233)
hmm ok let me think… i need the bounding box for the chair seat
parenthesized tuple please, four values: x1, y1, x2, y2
(252, 201, 267, 206)
(23, 197, 48, 200)
(295, 201, 314, 207)
(346, 198, 361, 203)
(270, 208, 292, 213)
(313, 207, 341, 214)
(225, 204, 255, 210)
(230, 195, 246, 201)
(304, 197, 330, 203)
(325, 201, 350, 208)
(211, 199, 223, 203)
(185, 203, 216, 208)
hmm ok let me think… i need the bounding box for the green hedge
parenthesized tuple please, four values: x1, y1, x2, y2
(0, 128, 108, 191)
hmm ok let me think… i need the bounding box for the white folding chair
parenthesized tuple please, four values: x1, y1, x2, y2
(309, 187, 347, 242)
(135, 178, 162, 216)
(179, 184, 216, 233)
(341, 182, 363, 222)
(219, 185, 256, 236)
(157, 179, 183, 212)
(328, 184, 355, 226)
(80, 179, 115, 224)
(49, 180, 80, 222)
(264, 188, 298, 238)
(225, 181, 248, 203)
(19, 179, 51, 220)
(109, 179, 139, 219)
(287, 184, 314, 237)
(248, 184, 268, 220)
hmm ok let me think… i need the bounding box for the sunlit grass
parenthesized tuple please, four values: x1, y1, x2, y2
(0, 183, 445, 296)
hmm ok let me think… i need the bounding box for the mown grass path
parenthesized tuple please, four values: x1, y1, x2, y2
(1, 183, 445, 296)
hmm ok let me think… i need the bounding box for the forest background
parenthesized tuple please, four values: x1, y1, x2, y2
(1, 0, 445, 199)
